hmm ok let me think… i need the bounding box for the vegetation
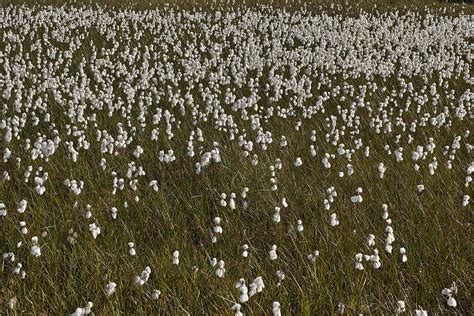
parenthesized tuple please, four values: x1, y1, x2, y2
(0, 1, 472, 314)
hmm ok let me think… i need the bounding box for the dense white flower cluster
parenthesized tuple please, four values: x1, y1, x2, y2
(0, 3, 471, 314)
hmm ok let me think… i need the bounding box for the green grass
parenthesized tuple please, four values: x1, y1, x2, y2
(0, 2, 473, 315)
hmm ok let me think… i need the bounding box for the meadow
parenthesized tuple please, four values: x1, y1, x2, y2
(0, 1, 473, 314)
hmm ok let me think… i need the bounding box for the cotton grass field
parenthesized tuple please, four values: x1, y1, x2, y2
(0, 0, 473, 314)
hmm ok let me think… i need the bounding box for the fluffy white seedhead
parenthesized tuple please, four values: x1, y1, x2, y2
(173, 250, 180, 265)
(269, 244, 278, 260)
(135, 266, 151, 286)
(151, 289, 161, 300)
(0, 203, 7, 216)
(242, 244, 249, 258)
(396, 300, 406, 314)
(415, 309, 428, 316)
(296, 219, 304, 232)
(105, 282, 117, 297)
(272, 301, 281, 316)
